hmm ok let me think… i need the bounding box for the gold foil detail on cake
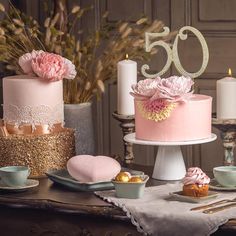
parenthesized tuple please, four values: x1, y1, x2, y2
(0, 128, 75, 176)
(137, 100, 176, 122)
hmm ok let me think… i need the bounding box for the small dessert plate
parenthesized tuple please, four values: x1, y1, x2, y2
(169, 191, 218, 203)
(46, 168, 144, 192)
(209, 179, 236, 191)
(0, 179, 39, 192)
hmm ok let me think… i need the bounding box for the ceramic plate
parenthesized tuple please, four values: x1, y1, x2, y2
(46, 168, 144, 192)
(169, 191, 218, 203)
(0, 179, 39, 192)
(209, 179, 236, 191)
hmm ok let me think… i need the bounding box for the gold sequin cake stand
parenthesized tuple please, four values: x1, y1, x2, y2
(0, 128, 75, 176)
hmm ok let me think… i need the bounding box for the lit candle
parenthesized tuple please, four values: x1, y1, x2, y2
(217, 68, 236, 119)
(117, 54, 137, 115)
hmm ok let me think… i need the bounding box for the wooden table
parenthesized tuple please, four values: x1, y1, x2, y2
(0, 165, 235, 236)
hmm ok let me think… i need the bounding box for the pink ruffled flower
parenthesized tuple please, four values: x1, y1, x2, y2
(130, 78, 160, 100)
(31, 53, 66, 81)
(154, 76, 194, 102)
(131, 76, 193, 102)
(63, 58, 77, 80)
(18, 50, 77, 81)
(18, 50, 44, 74)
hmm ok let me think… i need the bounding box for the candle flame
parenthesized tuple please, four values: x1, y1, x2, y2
(125, 54, 129, 60)
(228, 68, 232, 76)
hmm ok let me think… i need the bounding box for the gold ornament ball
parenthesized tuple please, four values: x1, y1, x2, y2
(128, 176, 143, 183)
(115, 172, 131, 182)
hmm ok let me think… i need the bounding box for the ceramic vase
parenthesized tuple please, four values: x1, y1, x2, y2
(64, 103, 95, 155)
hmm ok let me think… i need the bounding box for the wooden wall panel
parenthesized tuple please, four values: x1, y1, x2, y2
(192, 0, 236, 31)
(105, 0, 151, 22)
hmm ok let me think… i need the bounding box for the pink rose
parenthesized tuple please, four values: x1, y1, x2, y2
(18, 50, 44, 74)
(18, 50, 77, 81)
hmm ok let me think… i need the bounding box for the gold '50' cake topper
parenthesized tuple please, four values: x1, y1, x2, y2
(141, 26, 209, 78)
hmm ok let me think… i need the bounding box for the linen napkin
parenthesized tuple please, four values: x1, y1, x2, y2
(95, 183, 236, 236)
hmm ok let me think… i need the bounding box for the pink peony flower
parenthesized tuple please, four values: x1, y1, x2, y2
(18, 50, 44, 74)
(18, 50, 77, 81)
(130, 78, 160, 100)
(31, 52, 66, 81)
(154, 76, 194, 102)
(63, 58, 77, 80)
(131, 76, 193, 102)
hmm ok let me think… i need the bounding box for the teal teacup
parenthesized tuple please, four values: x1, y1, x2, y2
(0, 166, 30, 187)
(213, 166, 236, 187)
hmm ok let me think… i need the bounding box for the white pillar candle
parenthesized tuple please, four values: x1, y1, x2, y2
(217, 69, 236, 119)
(117, 55, 137, 115)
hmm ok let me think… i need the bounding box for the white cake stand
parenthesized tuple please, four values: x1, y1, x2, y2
(124, 133, 217, 181)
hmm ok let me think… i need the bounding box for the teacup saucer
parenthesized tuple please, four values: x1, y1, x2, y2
(0, 179, 39, 192)
(209, 179, 236, 191)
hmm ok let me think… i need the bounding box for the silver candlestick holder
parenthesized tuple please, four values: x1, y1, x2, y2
(212, 117, 236, 166)
(112, 111, 135, 166)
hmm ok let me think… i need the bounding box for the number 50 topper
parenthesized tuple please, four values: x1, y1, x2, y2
(141, 26, 209, 79)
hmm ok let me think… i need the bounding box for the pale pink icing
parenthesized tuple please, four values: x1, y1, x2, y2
(183, 167, 210, 185)
(3, 75, 64, 126)
(135, 94, 212, 141)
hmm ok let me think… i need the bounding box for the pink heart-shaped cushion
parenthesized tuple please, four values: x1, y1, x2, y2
(67, 155, 121, 182)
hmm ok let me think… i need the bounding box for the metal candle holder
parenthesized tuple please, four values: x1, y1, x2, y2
(112, 112, 135, 166)
(212, 117, 236, 166)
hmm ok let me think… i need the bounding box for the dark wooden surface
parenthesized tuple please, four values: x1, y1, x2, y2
(0, 164, 235, 236)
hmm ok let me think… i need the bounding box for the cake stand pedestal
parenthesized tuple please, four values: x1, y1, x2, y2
(124, 133, 217, 180)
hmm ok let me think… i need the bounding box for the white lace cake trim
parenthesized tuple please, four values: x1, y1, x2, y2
(3, 103, 64, 128)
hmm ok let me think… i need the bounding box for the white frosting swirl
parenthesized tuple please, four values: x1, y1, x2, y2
(183, 167, 210, 185)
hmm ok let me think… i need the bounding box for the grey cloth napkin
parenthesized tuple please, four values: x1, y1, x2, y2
(95, 183, 236, 236)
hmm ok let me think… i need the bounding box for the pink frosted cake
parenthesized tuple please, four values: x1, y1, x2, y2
(131, 76, 212, 142)
(3, 75, 64, 134)
(2, 50, 76, 135)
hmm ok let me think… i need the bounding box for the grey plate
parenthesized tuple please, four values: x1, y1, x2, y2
(209, 179, 236, 191)
(0, 179, 39, 192)
(169, 191, 218, 203)
(46, 168, 144, 192)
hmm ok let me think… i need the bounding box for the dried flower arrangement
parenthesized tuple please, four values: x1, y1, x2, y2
(0, 1, 173, 104)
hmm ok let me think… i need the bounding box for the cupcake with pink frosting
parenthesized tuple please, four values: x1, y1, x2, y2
(182, 167, 210, 197)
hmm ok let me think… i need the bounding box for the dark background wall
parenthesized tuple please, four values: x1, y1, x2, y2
(1, 0, 234, 174)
